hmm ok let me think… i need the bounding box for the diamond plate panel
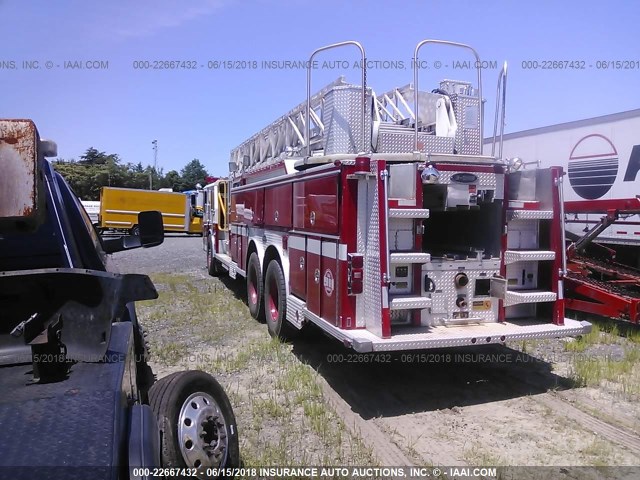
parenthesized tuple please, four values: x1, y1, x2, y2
(389, 208, 430, 218)
(376, 127, 455, 154)
(302, 305, 590, 352)
(355, 178, 368, 327)
(286, 295, 306, 329)
(422, 262, 501, 325)
(360, 318, 590, 352)
(450, 94, 481, 155)
(389, 296, 432, 310)
(389, 218, 414, 251)
(323, 86, 372, 155)
(507, 209, 554, 221)
(390, 252, 431, 263)
(363, 174, 382, 336)
(437, 170, 497, 188)
(505, 290, 557, 307)
(504, 250, 555, 264)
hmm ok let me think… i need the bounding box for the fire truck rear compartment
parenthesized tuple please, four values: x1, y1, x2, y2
(421, 197, 503, 260)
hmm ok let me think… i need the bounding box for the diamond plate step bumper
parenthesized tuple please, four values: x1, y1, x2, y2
(504, 250, 556, 264)
(311, 317, 591, 352)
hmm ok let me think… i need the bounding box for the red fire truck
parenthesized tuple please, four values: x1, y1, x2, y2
(203, 39, 591, 352)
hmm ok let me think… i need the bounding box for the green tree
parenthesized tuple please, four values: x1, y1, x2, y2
(160, 170, 185, 191)
(54, 149, 212, 199)
(180, 159, 208, 190)
(79, 147, 120, 166)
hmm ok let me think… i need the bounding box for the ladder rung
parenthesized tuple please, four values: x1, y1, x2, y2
(390, 252, 431, 264)
(389, 296, 432, 310)
(389, 208, 430, 219)
(504, 250, 556, 264)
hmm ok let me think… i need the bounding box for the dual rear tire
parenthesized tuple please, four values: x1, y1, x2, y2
(247, 254, 296, 339)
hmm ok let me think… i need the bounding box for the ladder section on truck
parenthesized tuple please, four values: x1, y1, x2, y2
(230, 75, 484, 176)
(499, 169, 560, 319)
(230, 77, 372, 171)
(373, 80, 481, 156)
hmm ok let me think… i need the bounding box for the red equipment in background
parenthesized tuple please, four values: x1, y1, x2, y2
(565, 197, 640, 324)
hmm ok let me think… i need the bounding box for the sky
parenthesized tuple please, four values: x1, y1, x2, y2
(1, 0, 639, 176)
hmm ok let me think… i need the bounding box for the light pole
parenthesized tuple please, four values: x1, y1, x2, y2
(151, 139, 158, 190)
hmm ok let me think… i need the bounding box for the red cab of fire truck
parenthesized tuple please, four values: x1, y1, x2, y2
(203, 39, 591, 352)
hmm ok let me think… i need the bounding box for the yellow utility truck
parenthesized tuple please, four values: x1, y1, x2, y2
(99, 187, 202, 235)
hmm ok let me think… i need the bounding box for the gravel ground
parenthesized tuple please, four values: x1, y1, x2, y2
(108, 234, 206, 276)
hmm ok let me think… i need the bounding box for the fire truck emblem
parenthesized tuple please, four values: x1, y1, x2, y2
(568, 134, 619, 200)
(323, 269, 335, 296)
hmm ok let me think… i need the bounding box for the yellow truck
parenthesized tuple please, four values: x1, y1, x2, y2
(99, 187, 202, 235)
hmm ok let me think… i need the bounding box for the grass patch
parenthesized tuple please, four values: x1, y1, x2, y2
(580, 437, 616, 466)
(566, 318, 640, 352)
(571, 348, 640, 396)
(151, 342, 189, 366)
(462, 442, 507, 466)
(565, 323, 603, 352)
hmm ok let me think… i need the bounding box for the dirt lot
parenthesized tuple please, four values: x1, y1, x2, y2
(111, 236, 640, 479)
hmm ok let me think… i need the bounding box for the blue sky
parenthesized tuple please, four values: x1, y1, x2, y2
(1, 0, 639, 176)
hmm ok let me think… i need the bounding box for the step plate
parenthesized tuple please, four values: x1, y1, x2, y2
(300, 306, 591, 352)
(505, 290, 557, 307)
(304, 316, 591, 352)
(508, 209, 554, 221)
(504, 250, 556, 264)
(389, 296, 432, 310)
(389, 208, 430, 219)
(390, 252, 431, 264)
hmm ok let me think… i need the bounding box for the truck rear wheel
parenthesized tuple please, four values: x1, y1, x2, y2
(246, 252, 265, 322)
(264, 260, 296, 339)
(148, 370, 240, 475)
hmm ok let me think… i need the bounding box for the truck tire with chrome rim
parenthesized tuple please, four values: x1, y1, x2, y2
(148, 370, 240, 477)
(246, 252, 265, 322)
(264, 260, 296, 339)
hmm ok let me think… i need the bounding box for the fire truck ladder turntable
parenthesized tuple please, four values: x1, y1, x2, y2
(210, 40, 590, 352)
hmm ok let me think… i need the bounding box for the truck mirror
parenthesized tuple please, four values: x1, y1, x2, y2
(101, 210, 164, 253)
(138, 210, 164, 247)
(0, 119, 46, 232)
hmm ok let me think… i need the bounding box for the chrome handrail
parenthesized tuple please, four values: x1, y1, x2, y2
(413, 39, 483, 151)
(492, 61, 508, 158)
(306, 41, 367, 157)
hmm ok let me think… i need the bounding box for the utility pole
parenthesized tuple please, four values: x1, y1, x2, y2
(150, 139, 158, 190)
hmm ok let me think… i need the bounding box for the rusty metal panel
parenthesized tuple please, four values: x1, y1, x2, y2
(0, 120, 42, 231)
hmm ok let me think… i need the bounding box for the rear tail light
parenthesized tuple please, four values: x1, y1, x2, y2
(348, 253, 364, 295)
